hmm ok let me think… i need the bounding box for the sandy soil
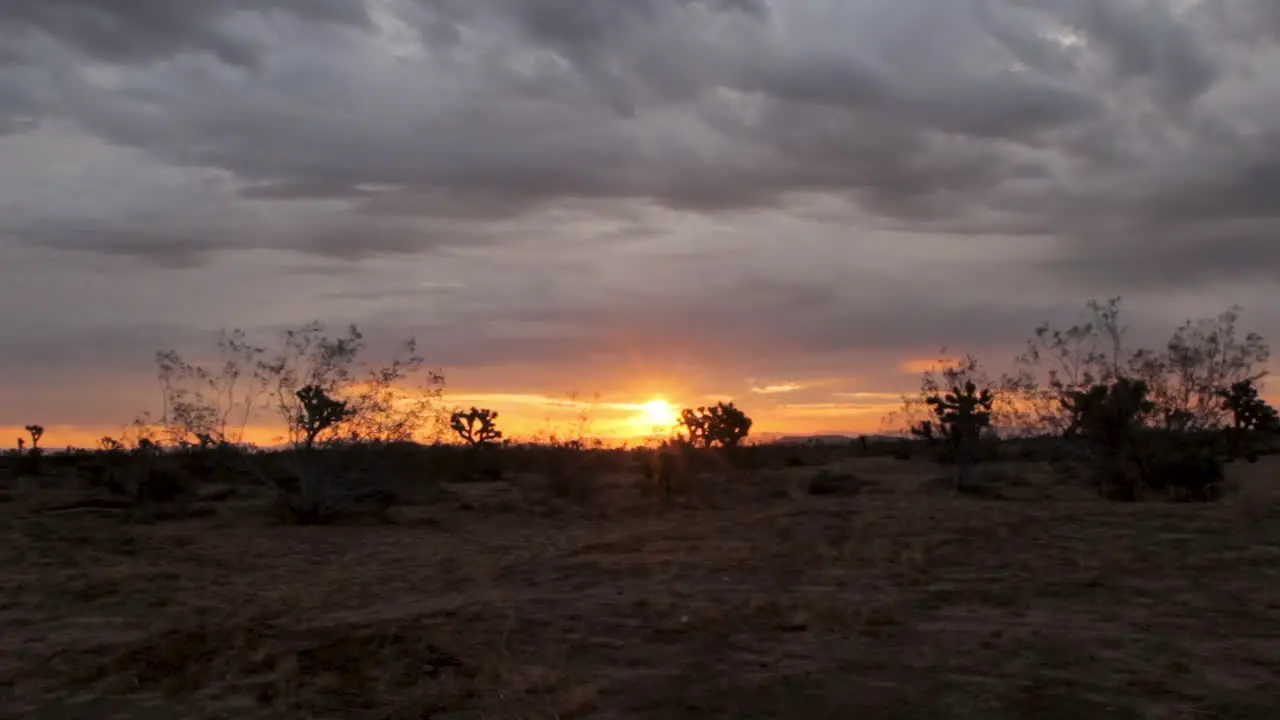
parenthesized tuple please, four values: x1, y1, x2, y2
(2, 455, 1279, 719)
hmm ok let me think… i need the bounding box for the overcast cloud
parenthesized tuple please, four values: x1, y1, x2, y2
(2, 0, 1278, 434)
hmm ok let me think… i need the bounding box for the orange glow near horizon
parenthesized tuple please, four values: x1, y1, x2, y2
(0, 397, 879, 450)
(9, 386, 1277, 451)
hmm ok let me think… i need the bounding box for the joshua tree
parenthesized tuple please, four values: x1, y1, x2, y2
(677, 408, 709, 447)
(449, 407, 503, 447)
(678, 401, 752, 449)
(295, 384, 352, 450)
(923, 380, 994, 489)
(709, 402, 753, 448)
(24, 425, 43, 450)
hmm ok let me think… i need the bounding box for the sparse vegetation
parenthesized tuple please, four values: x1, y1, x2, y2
(142, 322, 445, 524)
(3, 298, 1279, 717)
(889, 298, 1277, 502)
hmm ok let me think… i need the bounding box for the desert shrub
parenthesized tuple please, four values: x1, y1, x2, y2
(78, 446, 199, 505)
(135, 466, 196, 504)
(1064, 377, 1152, 500)
(1134, 433, 1226, 501)
(14, 448, 42, 477)
(1065, 378, 1230, 501)
(541, 443, 614, 507)
(639, 441, 689, 499)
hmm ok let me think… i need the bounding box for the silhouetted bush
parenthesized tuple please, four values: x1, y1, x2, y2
(1064, 379, 1230, 502)
(1134, 433, 1227, 502)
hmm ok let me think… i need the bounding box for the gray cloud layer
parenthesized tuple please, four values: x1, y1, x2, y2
(2, 0, 1279, 426)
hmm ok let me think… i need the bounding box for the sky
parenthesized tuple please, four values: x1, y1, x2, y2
(2, 0, 1279, 446)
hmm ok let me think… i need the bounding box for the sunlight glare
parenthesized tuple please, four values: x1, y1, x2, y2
(639, 398, 678, 428)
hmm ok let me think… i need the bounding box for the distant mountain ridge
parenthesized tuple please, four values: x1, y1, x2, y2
(755, 432, 904, 444)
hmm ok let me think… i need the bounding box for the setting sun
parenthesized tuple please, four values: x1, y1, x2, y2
(638, 398, 678, 428)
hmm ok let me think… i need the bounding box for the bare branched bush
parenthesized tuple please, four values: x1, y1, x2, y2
(256, 323, 445, 448)
(149, 321, 445, 524)
(1135, 306, 1269, 432)
(154, 329, 267, 448)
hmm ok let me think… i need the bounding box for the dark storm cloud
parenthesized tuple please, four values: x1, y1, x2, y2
(7, 205, 498, 265)
(1017, 0, 1218, 104)
(0, 0, 370, 67)
(0, 322, 203, 372)
(1, 0, 1104, 220)
(0, 0, 1279, 376)
(1046, 221, 1280, 292)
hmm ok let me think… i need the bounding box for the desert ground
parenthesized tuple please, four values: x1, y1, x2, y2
(3, 453, 1280, 719)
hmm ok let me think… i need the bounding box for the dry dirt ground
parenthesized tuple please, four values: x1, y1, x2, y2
(3, 455, 1280, 719)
